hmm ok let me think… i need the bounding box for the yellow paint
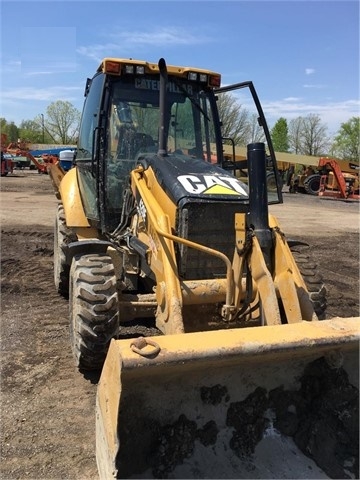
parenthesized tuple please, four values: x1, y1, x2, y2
(97, 57, 221, 83)
(59, 168, 90, 227)
(203, 185, 240, 195)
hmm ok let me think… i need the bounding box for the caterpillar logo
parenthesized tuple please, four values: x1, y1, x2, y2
(135, 78, 193, 95)
(177, 174, 248, 196)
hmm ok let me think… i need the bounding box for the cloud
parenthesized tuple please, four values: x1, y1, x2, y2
(0, 60, 21, 74)
(0, 62, 76, 77)
(25, 71, 59, 76)
(77, 44, 120, 63)
(109, 27, 209, 46)
(1, 86, 83, 103)
(0, 85, 85, 123)
(303, 84, 327, 89)
(77, 27, 212, 62)
(216, 87, 358, 133)
(262, 98, 360, 134)
(283, 97, 302, 102)
(305, 68, 315, 75)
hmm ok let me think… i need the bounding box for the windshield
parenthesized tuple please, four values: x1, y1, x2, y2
(105, 75, 219, 222)
(108, 76, 218, 159)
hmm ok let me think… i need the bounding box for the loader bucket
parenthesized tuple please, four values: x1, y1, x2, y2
(96, 317, 359, 479)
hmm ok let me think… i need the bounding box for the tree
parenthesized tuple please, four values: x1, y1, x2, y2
(44, 101, 81, 144)
(0, 118, 19, 142)
(216, 92, 252, 146)
(271, 117, 289, 152)
(7, 122, 19, 142)
(331, 117, 360, 162)
(19, 120, 44, 143)
(216, 92, 266, 147)
(1, 101, 80, 145)
(288, 114, 329, 156)
(301, 114, 329, 156)
(1, 118, 9, 139)
(288, 117, 303, 154)
(247, 113, 266, 144)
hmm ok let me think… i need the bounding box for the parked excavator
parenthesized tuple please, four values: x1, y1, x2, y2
(48, 58, 359, 479)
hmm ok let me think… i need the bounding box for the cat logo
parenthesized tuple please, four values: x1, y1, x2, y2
(177, 174, 248, 197)
(135, 78, 193, 95)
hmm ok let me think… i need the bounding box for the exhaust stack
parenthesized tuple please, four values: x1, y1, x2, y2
(158, 58, 168, 157)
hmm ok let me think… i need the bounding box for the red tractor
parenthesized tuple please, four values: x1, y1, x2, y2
(1, 134, 14, 176)
(2, 135, 60, 174)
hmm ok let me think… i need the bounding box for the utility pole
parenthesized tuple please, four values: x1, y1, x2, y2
(41, 114, 45, 143)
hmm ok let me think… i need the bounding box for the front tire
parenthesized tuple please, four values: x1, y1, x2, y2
(69, 253, 119, 370)
(304, 174, 321, 195)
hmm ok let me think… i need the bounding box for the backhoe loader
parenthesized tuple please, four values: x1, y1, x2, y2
(49, 57, 359, 479)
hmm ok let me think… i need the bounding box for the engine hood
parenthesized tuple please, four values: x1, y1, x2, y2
(138, 152, 249, 205)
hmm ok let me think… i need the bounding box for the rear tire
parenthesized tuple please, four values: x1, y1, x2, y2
(304, 174, 321, 195)
(54, 204, 77, 297)
(69, 253, 119, 370)
(290, 244, 327, 319)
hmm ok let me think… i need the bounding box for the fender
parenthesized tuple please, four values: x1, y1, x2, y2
(59, 167, 90, 227)
(65, 239, 113, 265)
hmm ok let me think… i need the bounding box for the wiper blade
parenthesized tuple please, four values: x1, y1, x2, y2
(172, 78, 210, 121)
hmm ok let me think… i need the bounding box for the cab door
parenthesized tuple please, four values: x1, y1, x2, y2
(76, 73, 106, 225)
(215, 81, 283, 204)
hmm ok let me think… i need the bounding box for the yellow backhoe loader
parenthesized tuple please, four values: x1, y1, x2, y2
(49, 57, 359, 479)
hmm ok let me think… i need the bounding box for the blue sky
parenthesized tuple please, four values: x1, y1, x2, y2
(1, 0, 359, 137)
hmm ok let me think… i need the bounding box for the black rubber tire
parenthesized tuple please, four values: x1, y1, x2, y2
(266, 171, 283, 193)
(69, 253, 119, 370)
(304, 174, 321, 195)
(54, 204, 77, 297)
(290, 244, 327, 319)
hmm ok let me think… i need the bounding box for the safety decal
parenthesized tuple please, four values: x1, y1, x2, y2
(177, 174, 248, 196)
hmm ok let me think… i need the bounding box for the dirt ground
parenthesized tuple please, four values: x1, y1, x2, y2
(0, 170, 359, 480)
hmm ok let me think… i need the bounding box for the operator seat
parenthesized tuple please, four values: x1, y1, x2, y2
(134, 133, 155, 151)
(116, 129, 155, 160)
